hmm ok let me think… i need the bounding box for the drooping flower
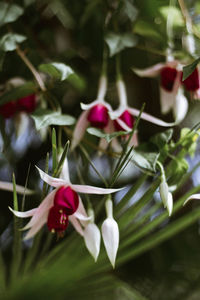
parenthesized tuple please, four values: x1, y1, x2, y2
(10, 157, 122, 240)
(71, 76, 112, 150)
(159, 181, 173, 216)
(133, 61, 189, 122)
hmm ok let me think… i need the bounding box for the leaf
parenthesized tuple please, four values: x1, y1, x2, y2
(105, 32, 137, 57)
(131, 149, 159, 172)
(39, 62, 74, 81)
(134, 20, 164, 42)
(182, 58, 200, 81)
(150, 129, 173, 149)
(122, 0, 138, 22)
(0, 3, 24, 26)
(87, 127, 129, 142)
(159, 6, 184, 27)
(52, 128, 57, 172)
(0, 82, 36, 105)
(0, 33, 26, 52)
(31, 109, 75, 130)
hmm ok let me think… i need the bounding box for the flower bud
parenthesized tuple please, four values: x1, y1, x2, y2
(166, 192, 173, 216)
(160, 67, 178, 91)
(159, 180, 169, 208)
(84, 223, 101, 262)
(87, 104, 109, 128)
(54, 186, 79, 215)
(17, 94, 36, 113)
(47, 206, 69, 233)
(114, 110, 135, 131)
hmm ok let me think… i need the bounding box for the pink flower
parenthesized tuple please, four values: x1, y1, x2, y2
(16, 94, 37, 113)
(10, 158, 122, 240)
(0, 101, 18, 118)
(133, 61, 188, 122)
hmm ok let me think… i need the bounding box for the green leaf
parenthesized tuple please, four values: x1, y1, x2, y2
(182, 58, 200, 81)
(52, 128, 57, 172)
(31, 109, 75, 130)
(0, 33, 26, 52)
(39, 62, 74, 81)
(105, 32, 137, 57)
(159, 6, 184, 27)
(122, 0, 138, 22)
(134, 20, 164, 42)
(0, 3, 24, 26)
(87, 127, 129, 142)
(0, 82, 36, 105)
(150, 129, 173, 149)
(131, 149, 159, 172)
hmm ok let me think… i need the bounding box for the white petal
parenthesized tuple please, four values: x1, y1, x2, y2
(72, 184, 123, 194)
(0, 181, 34, 195)
(80, 100, 101, 111)
(160, 181, 169, 207)
(24, 217, 47, 240)
(173, 89, 188, 123)
(69, 215, 84, 236)
(184, 194, 200, 206)
(59, 157, 71, 183)
(84, 223, 101, 261)
(102, 218, 119, 268)
(22, 189, 56, 230)
(36, 166, 67, 187)
(109, 107, 125, 120)
(128, 107, 176, 127)
(111, 138, 122, 153)
(167, 192, 173, 216)
(114, 118, 132, 131)
(160, 87, 177, 114)
(71, 110, 89, 150)
(9, 207, 37, 218)
(129, 132, 138, 147)
(133, 63, 165, 77)
(116, 80, 128, 107)
(96, 76, 107, 101)
(73, 211, 92, 221)
(15, 112, 30, 137)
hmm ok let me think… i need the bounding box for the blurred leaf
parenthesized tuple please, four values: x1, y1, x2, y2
(122, 0, 138, 22)
(31, 109, 75, 130)
(169, 157, 189, 184)
(48, 0, 74, 29)
(0, 33, 26, 52)
(182, 58, 200, 80)
(0, 82, 36, 105)
(0, 51, 5, 71)
(105, 32, 137, 57)
(0, 2, 24, 26)
(52, 128, 57, 172)
(150, 129, 173, 149)
(159, 6, 184, 27)
(39, 62, 74, 81)
(134, 20, 164, 41)
(131, 149, 159, 172)
(24, 0, 36, 6)
(80, 0, 101, 25)
(87, 127, 129, 142)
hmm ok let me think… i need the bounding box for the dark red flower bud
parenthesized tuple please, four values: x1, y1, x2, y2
(114, 110, 135, 131)
(54, 186, 79, 215)
(47, 206, 69, 233)
(17, 94, 36, 113)
(0, 101, 17, 118)
(160, 67, 178, 91)
(87, 104, 109, 128)
(182, 68, 200, 91)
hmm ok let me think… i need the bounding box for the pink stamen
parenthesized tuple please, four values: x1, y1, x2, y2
(87, 104, 109, 128)
(47, 206, 69, 233)
(54, 186, 79, 215)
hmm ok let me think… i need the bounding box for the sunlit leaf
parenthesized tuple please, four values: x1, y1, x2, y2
(105, 32, 137, 57)
(87, 127, 129, 142)
(131, 149, 159, 172)
(0, 3, 24, 26)
(0, 33, 26, 52)
(31, 109, 75, 130)
(159, 6, 184, 27)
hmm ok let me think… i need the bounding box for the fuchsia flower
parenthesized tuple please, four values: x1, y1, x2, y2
(71, 76, 112, 150)
(133, 61, 200, 122)
(10, 157, 122, 240)
(0, 94, 36, 119)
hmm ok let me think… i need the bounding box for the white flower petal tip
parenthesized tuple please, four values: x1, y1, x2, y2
(102, 218, 119, 268)
(159, 181, 169, 207)
(71, 110, 89, 151)
(9, 206, 37, 218)
(132, 63, 165, 78)
(72, 184, 123, 195)
(84, 223, 101, 262)
(173, 90, 188, 123)
(73, 211, 92, 221)
(167, 192, 173, 217)
(183, 194, 200, 206)
(35, 166, 67, 187)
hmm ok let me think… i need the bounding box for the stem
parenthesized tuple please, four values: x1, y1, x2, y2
(178, 0, 192, 34)
(116, 54, 122, 80)
(96, 76, 107, 101)
(166, 0, 175, 61)
(116, 79, 128, 107)
(156, 161, 166, 181)
(16, 46, 46, 92)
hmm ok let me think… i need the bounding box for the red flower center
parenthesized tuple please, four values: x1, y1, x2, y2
(114, 110, 135, 131)
(160, 67, 178, 91)
(87, 104, 109, 129)
(54, 186, 79, 215)
(182, 68, 200, 91)
(0, 102, 17, 118)
(47, 206, 69, 233)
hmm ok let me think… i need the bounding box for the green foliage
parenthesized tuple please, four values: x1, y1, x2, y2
(87, 127, 129, 142)
(182, 58, 200, 81)
(131, 149, 159, 172)
(0, 2, 24, 27)
(31, 109, 75, 130)
(0, 33, 26, 52)
(0, 82, 35, 105)
(105, 32, 137, 57)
